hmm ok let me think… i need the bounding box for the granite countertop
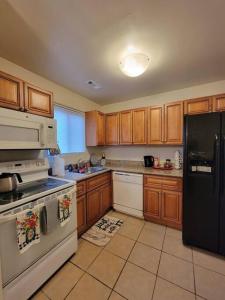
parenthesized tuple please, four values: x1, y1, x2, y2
(61, 165, 182, 182)
(107, 165, 183, 178)
(62, 168, 111, 182)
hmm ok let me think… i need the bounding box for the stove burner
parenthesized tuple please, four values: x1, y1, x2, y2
(0, 178, 69, 205)
(0, 191, 24, 204)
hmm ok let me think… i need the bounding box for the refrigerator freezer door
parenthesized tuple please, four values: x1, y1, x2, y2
(183, 113, 221, 253)
(219, 112, 225, 255)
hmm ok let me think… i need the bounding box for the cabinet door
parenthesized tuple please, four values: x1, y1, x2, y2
(85, 111, 105, 146)
(97, 112, 105, 145)
(119, 110, 132, 144)
(0, 71, 24, 111)
(213, 94, 225, 112)
(148, 106, 164, 144)
(105, 113, 119, 145)
(24, 83, 53, 117)
(132, 108, 147, 144)
(164, 101, 183, 144)
(101, 183, 112, 215)
(161, 190, 182, 228)
(77, 195, 87, 235)
(144, 187, 161, 220)
(87, 188, 101, 225)
(184, 97, 212, 115)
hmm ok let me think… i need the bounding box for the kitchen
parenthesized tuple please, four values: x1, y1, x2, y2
(1, 1, 225, 300)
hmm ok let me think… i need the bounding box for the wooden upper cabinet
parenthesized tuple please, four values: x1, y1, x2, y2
(24, 83, 53, 117)
(213, 94, 225, 112)
(0, 71, 24, 111)
(119, 110, 133, 144)
(105, 112, 119, 145)
(85, 111, 105, 146)
(132, 108, 147, 144)
(164, 101, 183, 145)
(148, 106, 164, 144)
(184, 96, 212, 115)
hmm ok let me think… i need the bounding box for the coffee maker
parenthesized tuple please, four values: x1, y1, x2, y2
(144, 156, 154, 167)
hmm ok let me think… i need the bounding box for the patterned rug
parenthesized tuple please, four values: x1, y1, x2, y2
(82, 215, 123, 246)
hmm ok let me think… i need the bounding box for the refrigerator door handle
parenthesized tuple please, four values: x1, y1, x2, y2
(222, 135, 225, 196)
(213, 133, 220, 194)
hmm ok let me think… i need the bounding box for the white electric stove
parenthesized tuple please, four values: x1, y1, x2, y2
(0, 159, 77, 300)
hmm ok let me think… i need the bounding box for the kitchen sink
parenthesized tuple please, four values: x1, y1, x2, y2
(88, 166, 106, 173)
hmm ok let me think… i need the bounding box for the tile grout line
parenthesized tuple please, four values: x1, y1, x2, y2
(191, 247, 197, 298)
(40, 212, 204, 300)
(64, 240, 106, 299)
(106, 216, 146, 299)
(150, 224, 167, 300)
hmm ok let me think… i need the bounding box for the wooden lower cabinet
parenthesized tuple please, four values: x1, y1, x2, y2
(77, 171, 112, 236)
(161, 190, 182, 227)
(87, 188, 102, 225)
(77, 195, 87, 235)
(101, 183, 112, 215)
(144, 188, 161, 220)
(144, 175, 182, 229)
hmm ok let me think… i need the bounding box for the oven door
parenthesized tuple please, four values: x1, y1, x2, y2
(0, 187, 77, 286)
(0, 116, 45, 149)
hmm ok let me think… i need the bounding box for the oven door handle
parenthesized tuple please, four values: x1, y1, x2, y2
(0, 203, 45, 224)
(0, 214, 16, 224)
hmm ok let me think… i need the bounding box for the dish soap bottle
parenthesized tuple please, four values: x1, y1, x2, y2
(101, 153, 106, 166)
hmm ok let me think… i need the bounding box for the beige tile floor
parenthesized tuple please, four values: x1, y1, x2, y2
(32, 210, 225, 300)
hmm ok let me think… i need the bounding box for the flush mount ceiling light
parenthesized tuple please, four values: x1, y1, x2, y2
(119, 53, 150, 77)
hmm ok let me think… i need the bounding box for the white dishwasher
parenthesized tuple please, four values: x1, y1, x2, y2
(113, 172, 143, 218)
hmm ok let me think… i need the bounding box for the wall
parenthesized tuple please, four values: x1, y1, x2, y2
(101, 79, 225, 113)
(98, 79, 225, 162)
(0, 57, 100, 112)
(89, 146, 183, 164)
(0, 57, 100, 163)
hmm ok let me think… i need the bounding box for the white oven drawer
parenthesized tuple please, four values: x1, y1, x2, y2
(0, 187, 76, 286)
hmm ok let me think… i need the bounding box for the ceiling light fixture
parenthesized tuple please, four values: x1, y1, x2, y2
(119, 53, 150, 77)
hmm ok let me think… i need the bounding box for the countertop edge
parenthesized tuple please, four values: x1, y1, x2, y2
(61, 166, 183, 182)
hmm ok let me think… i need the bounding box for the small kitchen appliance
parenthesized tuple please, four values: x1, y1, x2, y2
(0, 159, 77, 300)
(144, 156, 154, 167)
(0, 173, 23, 193)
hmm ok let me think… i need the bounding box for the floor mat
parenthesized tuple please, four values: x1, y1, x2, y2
(82, 215, 123, 246)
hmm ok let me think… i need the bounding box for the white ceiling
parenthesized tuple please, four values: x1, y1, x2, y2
(1, 0, 225, 105)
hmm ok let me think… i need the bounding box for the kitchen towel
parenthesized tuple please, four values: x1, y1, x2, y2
(58, 192, 72, 226)
(16, 204, 42, 254)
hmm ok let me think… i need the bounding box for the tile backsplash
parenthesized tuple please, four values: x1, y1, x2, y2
(89, 146, 183, 163)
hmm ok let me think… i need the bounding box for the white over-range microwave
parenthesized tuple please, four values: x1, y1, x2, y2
(0, 107, 57, 149)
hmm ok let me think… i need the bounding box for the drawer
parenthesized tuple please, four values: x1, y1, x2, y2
(162, 177, 182, 191)
(76, 180, 86, 197)
(144, 175, 182, 191)
(144, 175, 162, 188)
(86, 172, 111, 192)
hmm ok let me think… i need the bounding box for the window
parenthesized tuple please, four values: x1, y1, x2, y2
(54, 106, 85, 154)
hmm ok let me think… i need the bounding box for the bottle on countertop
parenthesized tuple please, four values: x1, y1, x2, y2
(174, 150, 182, 169)
(101, 153, 106, 166)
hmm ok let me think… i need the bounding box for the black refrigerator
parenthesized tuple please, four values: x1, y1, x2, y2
(183, 112, 225, 255)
